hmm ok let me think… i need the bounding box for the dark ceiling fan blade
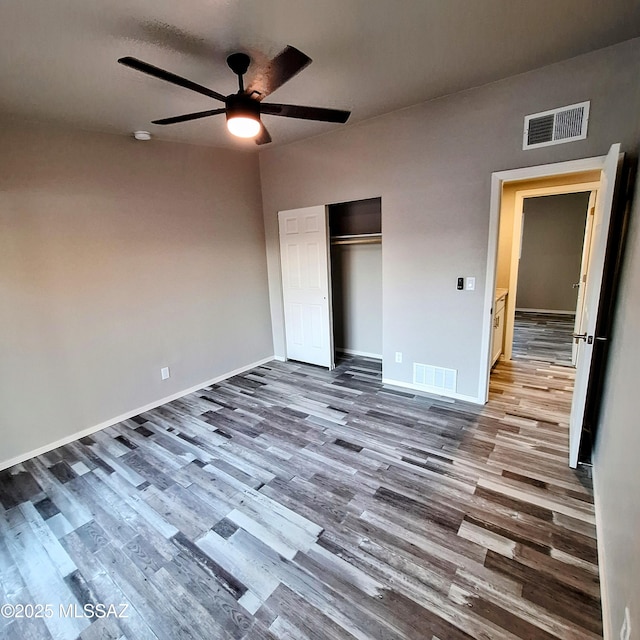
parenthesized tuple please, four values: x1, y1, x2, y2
(244, 46, 311, 100)
(118, 56, 227, 102)
(260, 102, 351, 123)
(151, 108, 226, 125)
(255, 123, 272, 145)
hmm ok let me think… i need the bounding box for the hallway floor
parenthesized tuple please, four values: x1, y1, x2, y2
(512, 312, 575, 365)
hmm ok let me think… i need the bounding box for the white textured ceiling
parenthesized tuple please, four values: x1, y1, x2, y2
(1, 0, 640, 150)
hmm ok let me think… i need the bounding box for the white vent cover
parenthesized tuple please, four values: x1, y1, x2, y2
(523, 101, 590, 150)
(413, 363, 457, 393)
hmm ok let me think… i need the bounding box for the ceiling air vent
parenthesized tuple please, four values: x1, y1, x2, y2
(523, 101, 590, 150)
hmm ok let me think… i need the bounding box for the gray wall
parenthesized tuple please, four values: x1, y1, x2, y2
(517, 192, 590, 312)
(331, 243, 383, 357)
(259, 38, 640, 399)
(593, 164, 640, 639)
(0, 122, 273, 466)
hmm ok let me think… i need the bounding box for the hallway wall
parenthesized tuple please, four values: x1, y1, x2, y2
(517, 192, 590, 312)
(594, 160, 640, 640)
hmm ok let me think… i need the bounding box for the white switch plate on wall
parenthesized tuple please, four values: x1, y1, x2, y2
(161, 366, 170, 380)
(466, 277, 476, 291)
(395, 352, 402, 363)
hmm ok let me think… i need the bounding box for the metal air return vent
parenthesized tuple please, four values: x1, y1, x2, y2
(523, 101, 590, 150)
(413, 363, 457, 394)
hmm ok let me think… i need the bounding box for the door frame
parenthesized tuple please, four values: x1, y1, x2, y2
(479, 154, 610, 403)
(502, 181, 600, 363)
(572, 190, 598, 366)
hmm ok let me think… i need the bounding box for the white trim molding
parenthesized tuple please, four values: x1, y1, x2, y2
(0, 356, 275, 471)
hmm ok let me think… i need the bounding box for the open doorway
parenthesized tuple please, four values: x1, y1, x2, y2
(491, 172, 601, 371)
(481, 145, 623, 468)
(329, 198, 382, 364)
(510, 191, 593, 366)
(277, 198, 382, 371)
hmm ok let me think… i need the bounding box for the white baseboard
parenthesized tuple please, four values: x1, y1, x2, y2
(0, 356, 275, 472)
(337, 348, 383, 359)
(592, 466, 613, 640)
(515, 307, 576, 315)
(382, 377, 483, 405)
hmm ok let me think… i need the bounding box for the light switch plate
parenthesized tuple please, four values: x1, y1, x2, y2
(161, 366, 170, 380)
(466, 277, 476, 291)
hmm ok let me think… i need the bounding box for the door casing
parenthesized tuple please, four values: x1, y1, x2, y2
(481, 148, 622, 468)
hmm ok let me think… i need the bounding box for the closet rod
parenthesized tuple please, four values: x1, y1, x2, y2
(330, 233, 382, 246)
(331, 237, 382, 246)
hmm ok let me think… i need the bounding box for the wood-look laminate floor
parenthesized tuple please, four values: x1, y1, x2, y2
(0, 356, 601, 640)
(512, 312, 576, 365)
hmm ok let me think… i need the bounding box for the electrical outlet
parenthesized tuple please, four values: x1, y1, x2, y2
(620, 606, 631, 640)
(466, 277, 476, 291)
(395, 352, 402, 363)
(161, 366, 170, 380)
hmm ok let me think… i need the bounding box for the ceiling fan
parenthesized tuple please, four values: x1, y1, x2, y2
(118, 45, 351, 145)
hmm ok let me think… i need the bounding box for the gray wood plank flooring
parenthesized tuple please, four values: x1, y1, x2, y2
(0, 356, 601, 639)
(513, 312, 575, 365)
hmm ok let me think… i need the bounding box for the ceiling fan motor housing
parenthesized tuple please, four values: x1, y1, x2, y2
(225, 93, 260, 123)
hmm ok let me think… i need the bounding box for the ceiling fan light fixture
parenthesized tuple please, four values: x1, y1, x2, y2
(227, 116, 261, 138)
(225, 94, 261, 138)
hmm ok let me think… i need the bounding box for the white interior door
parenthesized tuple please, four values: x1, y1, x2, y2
(569, 144, 622, 468)
(278, 206, 334, 368)
(571, 190, 598, 365)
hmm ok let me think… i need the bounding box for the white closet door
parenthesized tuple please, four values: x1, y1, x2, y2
(278, 206, 334, 368)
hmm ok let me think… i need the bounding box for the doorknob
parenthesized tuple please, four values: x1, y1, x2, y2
(572, 332, 588, 343)
(572, 283, 581, 289)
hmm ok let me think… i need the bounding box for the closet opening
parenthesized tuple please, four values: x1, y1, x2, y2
(328, 197, 382, 366)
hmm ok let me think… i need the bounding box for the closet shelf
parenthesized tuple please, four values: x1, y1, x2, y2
(330, 233, 382, 246)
